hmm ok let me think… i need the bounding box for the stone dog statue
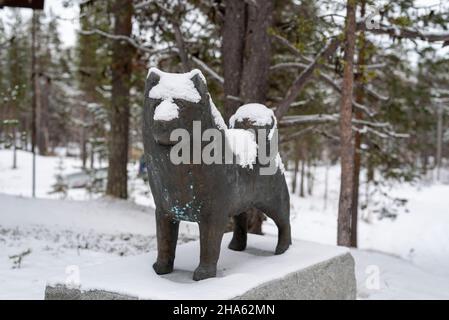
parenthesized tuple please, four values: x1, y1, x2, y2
(143, 68, 291, 281)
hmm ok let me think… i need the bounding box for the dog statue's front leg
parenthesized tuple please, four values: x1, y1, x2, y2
(153, 208, 179, 275)
(193, 219, 226, 281)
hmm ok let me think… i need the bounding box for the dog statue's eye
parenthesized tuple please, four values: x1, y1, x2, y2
(174, 98, 195, 105)
(170, 98, 182, 105)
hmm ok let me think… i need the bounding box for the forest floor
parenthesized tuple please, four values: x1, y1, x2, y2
(0, 149, 448, 299)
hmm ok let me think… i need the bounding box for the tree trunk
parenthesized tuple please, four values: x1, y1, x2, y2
(106, 0, 134, 199)
(300, 159, 305, 197)
(172, 18, 191, 72)
(35, 76, 42, 154)
(363, 161, 374, 222)
(80, 105, 87, 169)
(292, 158, 299, 194)
(225, 0, 274, 234)
(307, 158, 314, 196)
(11, 99, 18, 169)
(240, 0, 274, 232)
(90, 143, 95, 169)
(422, 149, 428, 174)
(36, 76, 50, 156)
(246, 207, 266, 235)
(222, 0, 246, 123)
(337, 0, 357, 247)
(350, 1, 367, 248)
(324, 155, 330, 210)
(240, 0, 273, 104)
(351, 113, 361, 246)
(31, 11, 38, 198)
(436, 104, 443, 181)
(12, 126, 17, 169)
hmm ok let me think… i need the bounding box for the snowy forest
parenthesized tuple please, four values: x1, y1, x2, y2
(1, 0, 449, 300)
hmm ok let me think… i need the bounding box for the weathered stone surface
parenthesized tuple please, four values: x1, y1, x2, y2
(45, 286, 138, 300)
(234, 253, 356, 300)
(44, 234, 356, 300)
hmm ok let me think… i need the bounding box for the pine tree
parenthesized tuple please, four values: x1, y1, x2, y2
(3, 10, 30, 166)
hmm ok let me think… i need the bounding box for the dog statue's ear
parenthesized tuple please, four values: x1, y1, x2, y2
(190, 70, 208, 102)
(146, 68, 161, 92)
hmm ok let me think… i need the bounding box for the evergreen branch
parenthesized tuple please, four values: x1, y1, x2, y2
(78, 28, 164, 54)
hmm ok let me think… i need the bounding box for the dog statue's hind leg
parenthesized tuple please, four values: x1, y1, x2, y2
(260, 189, 291, 255)
(228, 212, 248, 251)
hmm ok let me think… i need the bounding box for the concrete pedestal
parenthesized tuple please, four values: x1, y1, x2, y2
(45, 233, 356, 300)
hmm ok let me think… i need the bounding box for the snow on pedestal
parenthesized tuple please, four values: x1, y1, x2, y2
(44, 233, 356, 300)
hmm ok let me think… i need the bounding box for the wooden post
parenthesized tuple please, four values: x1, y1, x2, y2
(31, 11, 37, 197)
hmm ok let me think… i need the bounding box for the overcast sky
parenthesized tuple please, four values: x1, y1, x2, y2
(46, 0, 79, 48)
(0, 0, 78, 48)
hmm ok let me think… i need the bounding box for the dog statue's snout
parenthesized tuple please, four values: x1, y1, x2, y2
(153, 119, 179, 146)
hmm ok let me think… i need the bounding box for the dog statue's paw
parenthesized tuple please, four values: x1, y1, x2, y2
(228, 238, 246, 251)
(274, 243, 290, 255)
(193, 265, 216, 281)
(153, 261, 174, 275)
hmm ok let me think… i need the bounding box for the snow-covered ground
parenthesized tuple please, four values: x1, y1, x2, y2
(266, 167, 449, 299)
(0, 149, 448, 299)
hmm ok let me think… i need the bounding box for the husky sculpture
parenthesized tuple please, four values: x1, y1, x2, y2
(143, 68, 291, 281)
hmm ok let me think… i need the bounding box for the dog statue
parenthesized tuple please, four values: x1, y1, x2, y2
(143, 68, 291, 281)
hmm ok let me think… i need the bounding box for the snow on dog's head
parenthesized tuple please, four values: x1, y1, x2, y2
(229, 103, 277, 140)
(146, 68, 227, 145)
(147, 67, 206, 103)
(229, 103, 275, 128)
(147, 68, 209, 123)
(146, 67, 226, 129)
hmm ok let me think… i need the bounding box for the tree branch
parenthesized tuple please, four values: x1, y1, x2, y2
(272, 20, 449, 121)
(274, 36, 342, 120)
(279, 126, 317, 144)
(78, 28, 161, 53)
(318, 72, 376, 117)
(364, 22, 449, 42)
(191, 56, 224, 84)
(279, 114, 339, 127)
(0, 36, 15, 49)
(362, 85, 389, 101)
(280, 113, 407, 138)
